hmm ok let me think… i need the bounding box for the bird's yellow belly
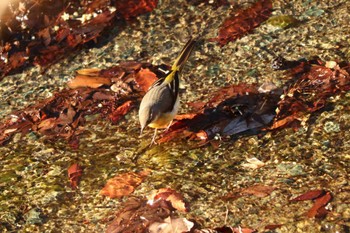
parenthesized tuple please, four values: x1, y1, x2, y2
(148, 99, 179, 129)
(148, 112, 176, 129)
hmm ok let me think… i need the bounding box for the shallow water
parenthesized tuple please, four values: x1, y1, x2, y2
(1, 0, 350, 232)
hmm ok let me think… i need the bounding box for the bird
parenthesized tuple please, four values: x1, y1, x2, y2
(138, 38, 196, 145)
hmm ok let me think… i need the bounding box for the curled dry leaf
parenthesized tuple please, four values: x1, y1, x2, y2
(148, 188, 188, 212)
(149, 217, 194, 233)
(68, 163, 83, 189)
(100, 170, 151, 199)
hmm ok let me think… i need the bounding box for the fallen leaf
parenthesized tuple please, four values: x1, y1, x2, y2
(109, 101, 134, 124)
(211, 0, 272, 46)
(241, 184, 276, 198)
(289, 189, 326, 202)
(264, 224, 283, 230)
(196, 226, 256, 233)
(148, 188, 188, 212)
(68, 163, 83, 189)
(149, 217, 194, 233)
(135, 68, 158, 92)
(307, 192, 332, 218)
(100, 170, 151, 198)
(68, 75, 112, 89)
(241, 157, 266, 170)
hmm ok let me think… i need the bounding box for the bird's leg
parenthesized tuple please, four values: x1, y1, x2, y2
(150, 128, 158, 146)
(163, 120, 173, 132)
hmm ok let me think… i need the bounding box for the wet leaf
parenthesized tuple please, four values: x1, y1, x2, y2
(241, 184, 276, 198)
(149, 217, 194, 233)
(148, 188, 189, 212)
(100, 170, 151, 198)
(241, 157, 266, 170)
(109, 100, 134, 124)
(289, 189, 326, 202)
(211, 0, 272, 46)
(196, 226, 257, 233)
(307, 192, 332, 218)
(264, 224, 283, 230)
(267, 15, 299, 28)
(269, 61, 350, 130)
(0, 0, 158, 78)
(68, 163, 82, 189)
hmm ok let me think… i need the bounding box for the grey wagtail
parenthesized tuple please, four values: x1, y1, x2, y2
(138, 38, 196, 145)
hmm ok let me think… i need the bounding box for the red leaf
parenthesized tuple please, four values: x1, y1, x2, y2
(307, 192, 332, 218)
(115, 0, 158, 19)
(109, 100, 134, 124)
(211, 0, 272, 46)
(68, 163, 83, 189)
(100, 170, 151, 199)
(289, 190, 326, 202)
(148, 188, 189, 212)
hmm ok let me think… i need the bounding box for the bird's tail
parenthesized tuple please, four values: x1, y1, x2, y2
(164, 38, 196, 83)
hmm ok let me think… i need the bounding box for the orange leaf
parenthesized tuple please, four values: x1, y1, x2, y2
(109, 100, 134, 124)
(148, 188, 188, 212)
(241, 184, 275, 198)
(307, 192, 332, 218)
(68, 75, 111, 89)
(68, 163, 83, 189)
(100, 170, 151, 198)
(135, 68, 158, 92)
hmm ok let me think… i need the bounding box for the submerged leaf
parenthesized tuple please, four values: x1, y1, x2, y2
(100, 170, 150, 198)
(68, 163, 83, 189)
(211, 0, 273, 46)
(267, 15, 299, 28)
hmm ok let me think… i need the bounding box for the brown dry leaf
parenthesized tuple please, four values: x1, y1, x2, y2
(37, 118, 57, 133)
(68, 163, 83, 189)
(109, 100, 134, 124)
(100, 170, 151, 198)
(289, 189, 326, 202)
(76, 68, 101, 76)
(149, 217, 194, 233)
(134, 68, 158, 92)
(241, 184, 275, 198)
(148, 188, 188, 212)
(68, 75, 112, 89)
